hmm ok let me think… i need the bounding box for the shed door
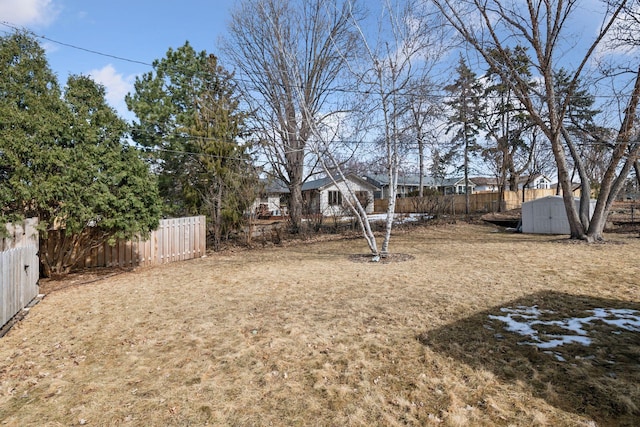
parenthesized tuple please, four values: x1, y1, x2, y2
(549, 199, 570, 234)
(532, 201, 552, 234)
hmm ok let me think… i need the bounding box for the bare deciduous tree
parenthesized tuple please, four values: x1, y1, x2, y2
(349, 0, 448, 255)
(222, 0, 362, 233)
(432, 0, 640, 241)
(403, 78, 445, 197)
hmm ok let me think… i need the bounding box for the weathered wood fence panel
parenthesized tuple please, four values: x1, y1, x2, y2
(73, 216, 207, 270)
(1, 247, 39, 328)
(1, 217, 39, 251)
(375, 189, 574, 214)
(1, 219, 40, 329)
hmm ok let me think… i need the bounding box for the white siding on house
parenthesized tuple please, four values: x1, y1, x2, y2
(519, 175, 552, 190)
(252, 194, 286, 216)
(318, 179, 375, 216)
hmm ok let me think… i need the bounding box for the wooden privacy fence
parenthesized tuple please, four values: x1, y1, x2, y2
(1, 218, 40, 329)
(66, 216, 207, 270)
(375, 189, 577, 214)
(1, 217, 39, 251)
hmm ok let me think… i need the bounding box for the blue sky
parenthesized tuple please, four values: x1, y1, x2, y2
(0, 0, 237, 119)
(0, 0, 630, 124)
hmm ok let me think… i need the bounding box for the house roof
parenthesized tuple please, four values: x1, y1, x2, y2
(262, 178, 290, 194)
(262, 174, 379, 194)
(303, 174, 379, 192)
(438, 177, 476, 187)
(363, 174, 440, 187)
(364, 173, 481, 188)
(471, 177, 499, 186)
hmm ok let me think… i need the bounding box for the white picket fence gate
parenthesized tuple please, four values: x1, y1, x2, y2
(1, 218, 40, 329)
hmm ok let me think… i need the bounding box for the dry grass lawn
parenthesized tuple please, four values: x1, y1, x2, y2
(1, 223, 639, 426)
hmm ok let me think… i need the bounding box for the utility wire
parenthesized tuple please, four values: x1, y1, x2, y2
(2, 21, 638, 158)
(0, 21, 631, 102)
(0, 21, 153, 66)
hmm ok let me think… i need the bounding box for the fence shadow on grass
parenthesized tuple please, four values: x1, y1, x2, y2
(418, 291, 640, 427)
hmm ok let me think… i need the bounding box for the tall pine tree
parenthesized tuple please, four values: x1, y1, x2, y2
(126, 43, 257, 249)
(444, 56, 485, 214)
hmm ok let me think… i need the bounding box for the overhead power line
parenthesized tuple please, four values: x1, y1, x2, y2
(0, 21, 153, 66)
(1, 20, 634, 103)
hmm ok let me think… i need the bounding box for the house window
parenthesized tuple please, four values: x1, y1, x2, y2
(328, 190, 342, 206)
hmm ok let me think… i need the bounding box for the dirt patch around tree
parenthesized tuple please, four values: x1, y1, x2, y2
(348, 253, 415, 263)
(1, 223, 639, 426)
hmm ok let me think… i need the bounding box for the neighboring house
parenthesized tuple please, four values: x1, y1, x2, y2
(253, 179, 289, 217)
(253, 174, 378, 217)
(438, 177, 477, 195)
(519, 174, 552, 190)
(471, 177, 499, 193)
(364, 174, 478, 198)
(363, 174, 439, 199)
(471, 174, 552, 192)
(302, 174, 378, 216)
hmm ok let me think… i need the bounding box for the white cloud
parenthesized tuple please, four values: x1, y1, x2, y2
(87, 64, 136, 120)
(0, 0, 60, 27)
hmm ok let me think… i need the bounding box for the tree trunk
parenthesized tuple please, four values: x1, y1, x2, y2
(381, 137, 399, 256)
(585, 67, 640, 241)
(381, 169, 397, 256)
(464, 136, 470, 215)
(288, 180, 304, 234)
(418, 133, 425, 198)
(212, 186, 223, 251)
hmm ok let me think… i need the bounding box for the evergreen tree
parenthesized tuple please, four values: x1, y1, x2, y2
(483, 46, 537, 208)
(444, 56, 485, 213)
(126, 43, 257, 249)
(0, 32, 161, 276)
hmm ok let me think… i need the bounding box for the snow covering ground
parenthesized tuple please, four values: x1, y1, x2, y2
(488, 306, 640, 361)
(365, 213, 431, 224)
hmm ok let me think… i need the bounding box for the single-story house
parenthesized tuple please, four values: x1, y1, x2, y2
(363, 174, 478, 198)
(363, 174, 444, 199)
(438, 177, 477, 195)
(253, 174, 379, 217)
(472, 174, 553, 192)
(302, 174, 378, 216)
(471, 177, 500, 193)
(253, 179, 289, 217)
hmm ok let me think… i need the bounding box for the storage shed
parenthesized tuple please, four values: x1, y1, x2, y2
(521, 196, 595, 234)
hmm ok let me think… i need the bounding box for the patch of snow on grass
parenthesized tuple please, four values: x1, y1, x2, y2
(365, 213, 431, 224)
(488, 305, 640, 352)
(590, 308, 640, 332)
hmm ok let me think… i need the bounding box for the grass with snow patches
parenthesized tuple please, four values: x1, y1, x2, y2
(1, 223, 639, 426)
